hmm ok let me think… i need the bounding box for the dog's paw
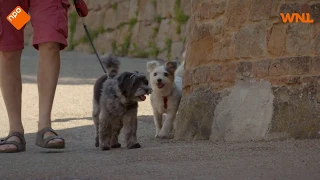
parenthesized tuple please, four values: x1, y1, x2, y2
(127, 143, 141, 149)
(157, 133, 173, 139)
(111, 143, 121, 148)
(95, 137, 99, 147)
(100, 145, 111, 151)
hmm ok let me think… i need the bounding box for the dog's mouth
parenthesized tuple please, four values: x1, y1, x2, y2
(138, 95, 146, 101)
(157, 83, 165, 89)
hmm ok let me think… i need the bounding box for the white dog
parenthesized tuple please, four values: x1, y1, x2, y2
(146, 58, 185, 139)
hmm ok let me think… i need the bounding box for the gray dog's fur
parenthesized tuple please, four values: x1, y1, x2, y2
(92, 55, 152, 150)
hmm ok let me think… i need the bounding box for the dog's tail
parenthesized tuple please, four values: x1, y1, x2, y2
(101, 54, 120, 78)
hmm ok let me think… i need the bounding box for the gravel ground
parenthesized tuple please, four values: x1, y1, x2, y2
(0, 46, 320, 180)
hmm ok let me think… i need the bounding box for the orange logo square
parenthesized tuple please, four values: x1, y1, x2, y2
(6, 6, 30, 30)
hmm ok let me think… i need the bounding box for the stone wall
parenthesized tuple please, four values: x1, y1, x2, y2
(23, 0, 191, 60)
(175, 0, 320, 141)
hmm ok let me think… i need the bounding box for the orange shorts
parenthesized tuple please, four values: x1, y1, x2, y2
(0, 0, 70, 51)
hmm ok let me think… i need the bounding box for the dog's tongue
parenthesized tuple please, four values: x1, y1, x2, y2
(139, 95, 146, 101)
(157, 83, 164, 88)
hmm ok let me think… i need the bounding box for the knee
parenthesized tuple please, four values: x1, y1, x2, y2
(0, 50, 22, 62)
(38, 42, 60, 53)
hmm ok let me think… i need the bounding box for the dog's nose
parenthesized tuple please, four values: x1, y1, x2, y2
(157, 79, 162, 83)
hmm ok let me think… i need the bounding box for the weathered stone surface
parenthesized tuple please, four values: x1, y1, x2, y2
(181, 0, 192, 17)
(286, 24, 312, 56)
(171, 42, 184, 60)
(249, 0, 279, 21)
(194, 0, 226, 21)
(267, 25, 287, 56)
(225, 0, 252, 29)
(128, 0, 139, 19)
(270, 84, 320, 139)
(211, 79, 274, 141)
(310, 3, 320, 23)
(233, 22, 267, 58)
(280, 3, 301, 14)
(137, 0, 156, 21)
(269, 56, 311, 76)
(103, 8, 118, 29)
(131, 22, 157, 49)
(251, 59, 270, 78)
(211, 32, 232, 61)
(93, 30, 119, 54)
(175, 88, 221, 140)
(156, 0, 175, 18)
(73, 43, 92, 53)
(311, 56, 320, 74)
(315, 33, 320, 55)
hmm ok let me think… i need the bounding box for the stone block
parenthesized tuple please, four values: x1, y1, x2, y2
(181, 0, 192, 17)
(249, 0, 279, 21)
(267, 25, 287, 56)
(175, 88, 221, 140)
(128, 0, 139, 19)
(156, 0, 175, 18)
(233, 22, 267, 58)
(251, 59, 270, 78)
(237, 61, 252, 78)
(310, 3, 320, 23)
(269, 56, 311, 76)
(315, 34, 320, 55)
(171, 42, 184, 60)
(194, 0, 226, 21)
(311, 56, 320, 74)
(280, 3, 301, 14)
(270, 85, 320, 139)
(137, 0, 156, 21)
(225, 0, 252, 29)
(286, 23, 312, 56)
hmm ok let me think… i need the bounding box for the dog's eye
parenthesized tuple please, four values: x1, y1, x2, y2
(164, 73, 168, 77)
(154, 73, 157, 76)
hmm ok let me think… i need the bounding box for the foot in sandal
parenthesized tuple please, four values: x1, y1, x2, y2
(0, 132, 26, 153)
(36, 127, 65, 149)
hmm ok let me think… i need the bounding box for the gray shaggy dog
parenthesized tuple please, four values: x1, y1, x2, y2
(92, 55, 152, 150)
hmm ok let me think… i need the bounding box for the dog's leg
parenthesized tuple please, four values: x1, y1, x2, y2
(110, 120, 122, 148)
(123, 109, 141, 149)
(92, 103, 100, 147)
(158, 110, 176, 139)
(153, 111, 163, 138)
(99, 110, 112, 150)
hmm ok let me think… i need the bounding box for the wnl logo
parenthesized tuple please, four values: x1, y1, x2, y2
(280, 13, 314, 23)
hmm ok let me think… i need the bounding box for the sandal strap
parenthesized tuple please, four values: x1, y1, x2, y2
(0, 140, 25, 151)
(43, 136, 65, 146)
(0, 132, 26, 152)
(1, 132, 26, 145)
(36, 127, 65, 148)
(38, 127, 58, 137)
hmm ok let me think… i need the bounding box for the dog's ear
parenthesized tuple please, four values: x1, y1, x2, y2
(147, 61, 160, 72)
(117, 72, 135, 98)
(165, 61, 178, 74)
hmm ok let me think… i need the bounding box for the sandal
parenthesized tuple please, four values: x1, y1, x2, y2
(35, 127, 65, 149)
(0, 132, 26, 153)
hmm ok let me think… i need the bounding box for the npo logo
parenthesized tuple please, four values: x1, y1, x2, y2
(6, 6, 30, 30)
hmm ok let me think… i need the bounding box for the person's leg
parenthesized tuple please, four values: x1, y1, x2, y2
(0, 0, 28, 152)
(0, 51, 24, 152)
(37, 42, 63, 146)
(29, 0, 70, 147)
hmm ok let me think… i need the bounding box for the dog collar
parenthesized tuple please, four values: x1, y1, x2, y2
(163, 96, 168, 109)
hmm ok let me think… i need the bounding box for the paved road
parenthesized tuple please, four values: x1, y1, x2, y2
(1, 46, 320, 180)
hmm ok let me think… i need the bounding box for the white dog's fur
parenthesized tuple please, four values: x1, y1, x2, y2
(146, 57, 185, 139)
